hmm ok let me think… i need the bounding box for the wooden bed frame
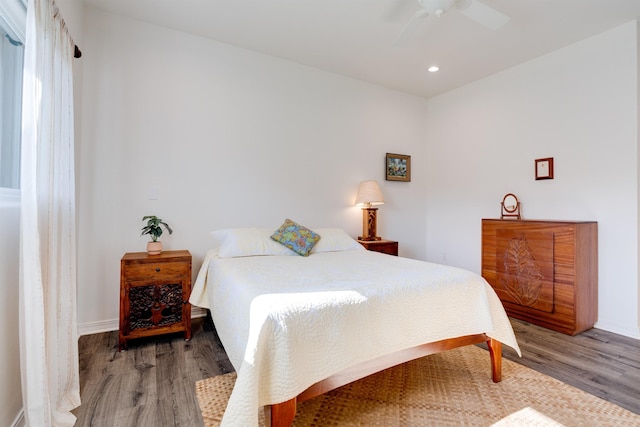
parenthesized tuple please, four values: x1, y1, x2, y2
(264, 334, 502, 427)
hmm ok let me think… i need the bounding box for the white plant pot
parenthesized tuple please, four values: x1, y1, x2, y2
(147, 241, 162, 255)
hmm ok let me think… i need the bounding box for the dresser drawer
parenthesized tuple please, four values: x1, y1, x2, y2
(123, 261, 189, 280)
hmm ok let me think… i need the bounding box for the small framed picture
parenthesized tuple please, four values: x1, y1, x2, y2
(386, 153, 411, 182)
(535, 157, 554, 180)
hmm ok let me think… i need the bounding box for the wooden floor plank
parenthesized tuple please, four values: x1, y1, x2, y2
(73, 316, 640, 426)
(500, 318, 640, 414)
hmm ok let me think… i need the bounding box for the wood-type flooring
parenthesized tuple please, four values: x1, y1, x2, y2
(73, 316, 640, 426)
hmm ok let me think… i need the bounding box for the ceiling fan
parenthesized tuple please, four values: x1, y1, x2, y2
(394, 0, 510, 45)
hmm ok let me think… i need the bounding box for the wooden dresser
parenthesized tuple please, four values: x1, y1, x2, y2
(481, 219, 597, 335)
(119, 250, 192, 350)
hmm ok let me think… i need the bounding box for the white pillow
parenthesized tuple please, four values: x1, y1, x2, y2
(311, 228, 365, 253)
(211, 228, 295, 258)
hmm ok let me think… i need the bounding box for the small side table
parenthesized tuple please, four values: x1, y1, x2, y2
(357, 239, 399, 256)
(119, 250, 192, 351)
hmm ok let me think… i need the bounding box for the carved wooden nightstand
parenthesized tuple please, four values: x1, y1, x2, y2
(119, 250, 192, 350)
(357, 239, 399, 256)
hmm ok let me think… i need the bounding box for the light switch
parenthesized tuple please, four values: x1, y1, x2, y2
(147, 186, 159, 200)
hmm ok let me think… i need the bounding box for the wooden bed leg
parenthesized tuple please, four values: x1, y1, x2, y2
(266, 397, 297, 427)
(487, 338, 502, 383)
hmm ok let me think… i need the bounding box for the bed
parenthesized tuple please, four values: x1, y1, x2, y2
(189, 226, 521, 427)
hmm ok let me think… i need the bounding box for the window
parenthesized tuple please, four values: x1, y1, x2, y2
(0, 0, 25, 190)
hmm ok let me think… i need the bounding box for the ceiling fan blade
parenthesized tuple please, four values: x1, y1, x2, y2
(385, 0, 420, 22)
(393, 9, 429, 46)
(458, 0, 509, 30)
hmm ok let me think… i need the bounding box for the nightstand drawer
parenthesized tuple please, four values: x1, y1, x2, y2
(124, 262, 189, 280)
(357, 239, 399, 256)
(373, 243, 398, 256)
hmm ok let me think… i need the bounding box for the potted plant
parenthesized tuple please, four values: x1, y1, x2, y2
(141, 215, 173, 255)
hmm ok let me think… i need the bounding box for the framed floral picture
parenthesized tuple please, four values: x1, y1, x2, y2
(386, 153, 411, 182)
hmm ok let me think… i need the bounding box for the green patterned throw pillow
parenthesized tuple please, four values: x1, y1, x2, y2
(271, 219, 321, 256)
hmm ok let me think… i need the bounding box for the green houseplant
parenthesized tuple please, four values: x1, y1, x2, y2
(141, 215, 173, 255)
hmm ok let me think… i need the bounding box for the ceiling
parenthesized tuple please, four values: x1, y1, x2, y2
(83, 0, 640, 99)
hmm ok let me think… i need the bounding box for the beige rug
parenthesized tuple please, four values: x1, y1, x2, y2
(195, 345, 640, 426)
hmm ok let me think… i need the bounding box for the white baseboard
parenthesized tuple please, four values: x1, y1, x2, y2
(77, 318, 118, 336)
(11, 409, 24, 427)
(594, 320, 640, 340)
(191, 307, 208, 319)
(77, 307, 208, 337)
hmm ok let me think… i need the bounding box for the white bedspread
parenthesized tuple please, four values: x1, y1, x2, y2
(190, 250, 521, 427)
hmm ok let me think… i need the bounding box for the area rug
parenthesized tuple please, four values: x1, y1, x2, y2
(195, 345, 640, 426)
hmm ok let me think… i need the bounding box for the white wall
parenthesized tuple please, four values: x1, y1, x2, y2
(76, 7, 430, 332)
(0, 190, 22, 427)
(425, 22, 640, 338)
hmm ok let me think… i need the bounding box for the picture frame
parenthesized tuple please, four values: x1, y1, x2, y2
(535, 157, 554, 180)
(386, 153, 411, 182)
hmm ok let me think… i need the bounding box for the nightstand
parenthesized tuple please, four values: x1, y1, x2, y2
(119, 250, 192, 351)
(357, 239, 399, 256)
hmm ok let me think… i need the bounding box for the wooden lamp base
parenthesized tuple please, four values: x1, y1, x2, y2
(358, 207, 381, 241)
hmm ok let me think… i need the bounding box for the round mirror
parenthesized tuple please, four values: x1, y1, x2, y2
(502, 193, 518, 213)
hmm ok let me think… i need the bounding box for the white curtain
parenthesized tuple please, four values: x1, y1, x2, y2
(19, 0, 80, 425)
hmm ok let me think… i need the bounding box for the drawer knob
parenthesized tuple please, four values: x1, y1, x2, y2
(155, 268, 160, 272)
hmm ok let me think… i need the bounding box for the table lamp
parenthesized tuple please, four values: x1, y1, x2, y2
(355, 180, 384, 241)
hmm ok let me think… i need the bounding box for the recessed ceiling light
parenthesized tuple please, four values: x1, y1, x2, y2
(428, 66, 439, 73)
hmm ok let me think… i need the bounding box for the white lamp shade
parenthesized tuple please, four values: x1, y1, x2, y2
(354, 180, 384, 207)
